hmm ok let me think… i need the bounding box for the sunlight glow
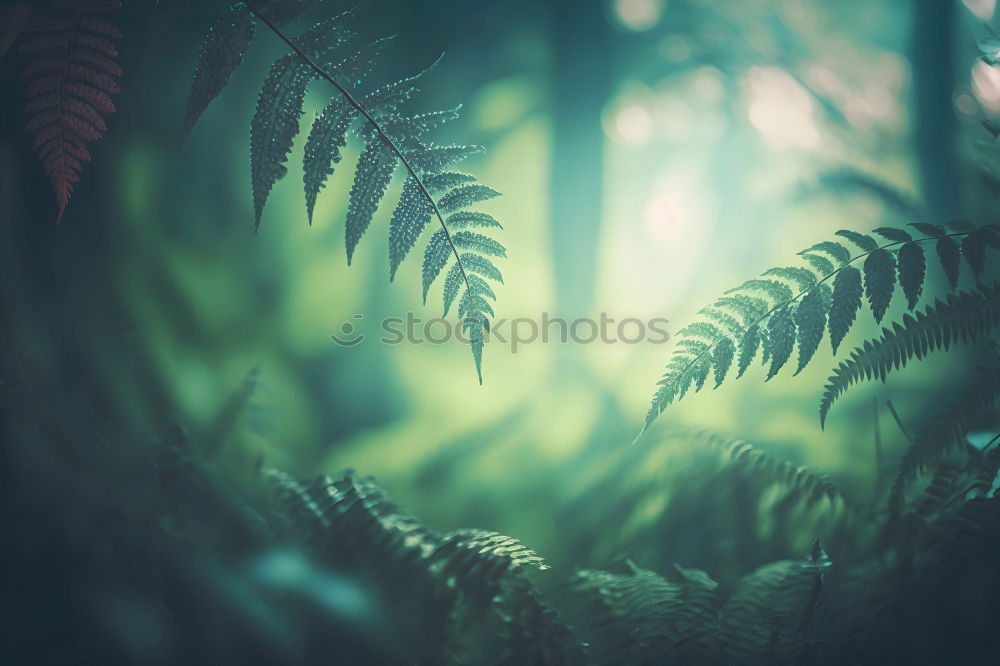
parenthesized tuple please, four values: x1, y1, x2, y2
(612, 0, 664, 32)
(963, 0, 996, 20)
(745, 66, 821, 150)
(644, 193, 678, 246)
(972, 61, 1000, 112)
(614, 104, 654, 144)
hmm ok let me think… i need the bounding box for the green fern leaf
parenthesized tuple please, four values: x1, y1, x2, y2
(835, 229, 879, 251)
(186, 4, 507, 383)
(691, 355, 711, 392)
(798, 241, 851, 265)
(873, 226, 912, 243)
(453, 231, 506, 257)
(828, 266, 862, 353)
(863, 248, 896, 323)
(889, 368, 1000, 517)
(910, 222, 947, 238)
(728, 279, 794, 305)
(819, 283, 1000, 427)
(765, 307, 795, 380)
(184, 2, 256, 140)
(801, 253, 835, 275)
(446, 210, 502, 229)
(962, 229, 990, 281)
(677, 339, 711, 353)
(438, 183, 501, 213)
(936, 236, 961, 290)
(897, 241, 926, 310)
(699, 307, 743, 335)
(712, 337, 735, 387)
(360, 50, 438, 112)
(424, 172, 475, 192)
(250, 20, 357, 228)
(409, 144, 484, 172)
(678, 321, 726, 341)
(717, 294, 770, 325)
(794, 288, 825, 375)
(461, 253, 503, 283)
(947, 220, 977, 233)
(763, 266, 818, 291)
(458, 276, 496, 383)
(302, 99, 355, 223)
(388, 175, 433, 280)
(736, 324, 760, 378)
(345, 135, 396, 263)
(301, 41, 396, 224)
(421, 230, 451, 304)
(390, 107, 462, 139)
(250, 58, 312, 228)
(442, 262, 463, 316)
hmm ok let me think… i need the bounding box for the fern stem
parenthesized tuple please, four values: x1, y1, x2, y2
(872, 397, 884, 493)
(643, 231, 973, 436)
(885, 399, 913, 443)
(245, 1, 471, 290)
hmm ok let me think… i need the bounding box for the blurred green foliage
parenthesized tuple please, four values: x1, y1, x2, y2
(2, 0, 1000, 663)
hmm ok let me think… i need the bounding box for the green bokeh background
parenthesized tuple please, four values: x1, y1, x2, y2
(2, 0, 996, 578)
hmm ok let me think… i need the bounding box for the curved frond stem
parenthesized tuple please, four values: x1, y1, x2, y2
(639, 231, 973, 440)
(245, 1, 471, 290)
(885, 399, 913, 443)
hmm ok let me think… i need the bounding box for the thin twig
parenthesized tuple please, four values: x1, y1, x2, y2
(245, 1, 471, 290)
(872, 397, 884, 492)
(885, 399, 913, 443)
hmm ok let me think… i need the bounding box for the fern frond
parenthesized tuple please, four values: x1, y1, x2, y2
(718, 542, 830, 663)
(563, 564, 722, 666)
(263, 467, 583, 664)
(641, 224, 1000, 436)
(888, 368, 1000, 517)
(673, 429, 846, 505)
(188, 1, 507, 379)
(21, 1, 123, 223)
(819, 283, 1000, 427)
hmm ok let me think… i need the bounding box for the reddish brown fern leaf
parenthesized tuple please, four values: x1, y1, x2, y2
(20, 2, 123, 223)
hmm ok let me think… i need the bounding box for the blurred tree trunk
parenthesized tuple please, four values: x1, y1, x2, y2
(910, 0, 960, 220)
(547, 1, 613, 319)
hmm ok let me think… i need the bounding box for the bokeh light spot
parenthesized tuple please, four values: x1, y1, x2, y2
(746, 66, 820, 150)
(612, 0, 665, 32)
(614, 104, 654, 144)
(963, 0, 996, 20)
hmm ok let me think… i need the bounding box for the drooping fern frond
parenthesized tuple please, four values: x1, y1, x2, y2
(819, 283, 1000, 425)
(887, 367, 1000, 517)
(717, 539, 829, 664)
(562, 562, 723, 665)
(185, 2, 505, 381)
(664, 428, 846, 506)
(263, 467, 585, 664)
(641, 223, 1000, 437)
(20, 0, 123, 223)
